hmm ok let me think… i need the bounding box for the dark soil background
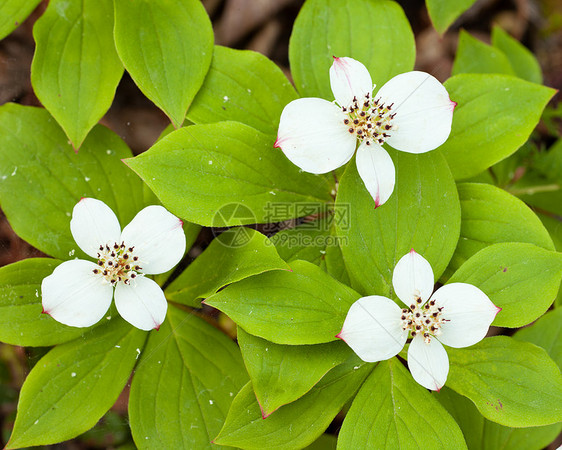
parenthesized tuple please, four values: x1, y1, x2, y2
(0, 0, 561, 447)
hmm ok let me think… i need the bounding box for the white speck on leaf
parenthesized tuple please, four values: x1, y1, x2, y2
(223, 96, 229, 102)
(68, 249, 75, 257)
(209, 400, 214, 405)
(136, 348, 141, 359)
(115, 345, 121, 348)
(35, 289, 39, 297)
(11, 167, 17, 176)
(71, 372, 76, 377)
(85, 177, 90, 182)
(208, 160, 213, 165)
(106, 149, 114, 155)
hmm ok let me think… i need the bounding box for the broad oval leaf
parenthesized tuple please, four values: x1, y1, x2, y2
(426, 0, 477, 34)
(447, 336, 562, 427)
(445, 183, 554, 278)
(237, 327, 351, 417)
(514, 307, 562, 370)
(338, 359, 466, 449)
(214, 359, 371, 449)
(31, 0, 123, 148)
(165, 229, 289, 307)
(491, 26, 542, 84)
(205, 259, 360, 345)
(436, 386, 562, 450)
(0, 0, 41, 40)
(0, 104, 145, 260)
(289, 0, 415, 100)
(125, 122, 333, 226)
(129, 305, 248, 449)
(451, 30, 515, 77)
(271, 215, 351, 285)
(336, 149, 460, 297)
(441, 74, 555, 180)
(114, 0, 213, 128)
(7, 319, 147, 448)
(0, 258, 90, 346)
(187, 46, 298, 136)
(449, 242, 562, 327)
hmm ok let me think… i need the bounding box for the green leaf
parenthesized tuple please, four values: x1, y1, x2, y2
(165, 229, 289, 307)
(451, 30, 515, 77)
(306, 434, 337, 450)
(187, 46, 298, 136)
(237, 327, 351, 417)
(129, 305, 247, 449)
(270, 215, 351, 284)
(289, 0, 415, 100)
(336, 149, 460, 297)
(0, 104, 146, 260)
(436, 387, 562, 450)
(445, 183, 554, 278)
(449, 242, 562, 327)
(205, 260, 360, 345)
(447, 336, 562, 427)
(0, 0, 41, 40)
(125, 122, 333, 226)
(271, 220, 333, 266)
(492, 26, 543, 84)
(514, 307, 562, 370)
(0, 258, 91, 346)
(538, 213, 562, 307)
(113, 0, 213, 128)
(214, 359, 371, 449)
(7, 319, 147, 448)
(31, 0, 123, 149)
(339, 359, 466, 449)
(441, 74, 555, 180)
(426, 0, 477, 34)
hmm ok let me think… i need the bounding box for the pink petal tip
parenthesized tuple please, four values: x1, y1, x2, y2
(273, 137, 282, 149)
(409, 248, 416, 254)
(153, 324, 161, 331)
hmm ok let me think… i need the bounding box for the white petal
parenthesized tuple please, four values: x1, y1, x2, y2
(275, 98, 357, 174)
(41, 259, 113, 328)
(356, 142, 395, 207)
(337, 295, 407, 362)
(70, 198, 122, 258)
(392, 250, 435, 306)
(329, 57, 373, 108)
(407, 335, 449, 391)
(120, 205, 186, 275)
(376, 71, 456, 154)
(114, 276, 167, 331)
(431, 283, 500, 348)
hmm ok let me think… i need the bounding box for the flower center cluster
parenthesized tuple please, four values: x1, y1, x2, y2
(92, 242, 142, 286)
(400, 296, 448, 344)
(341, 92, 397, 146)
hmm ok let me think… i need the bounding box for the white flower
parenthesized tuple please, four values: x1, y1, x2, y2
(337, 250, 500, 390)
(41, 198, 186, 331)
(275, 57, 456, 207)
